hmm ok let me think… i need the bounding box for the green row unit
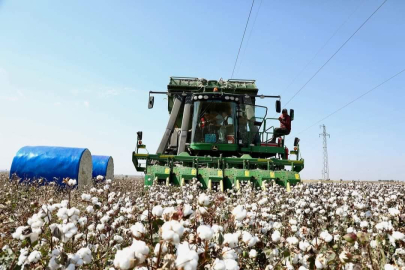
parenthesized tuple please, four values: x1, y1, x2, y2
(134, 152, 303, 191)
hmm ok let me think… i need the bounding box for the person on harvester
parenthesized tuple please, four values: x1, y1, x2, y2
(270, 108, 291, 143)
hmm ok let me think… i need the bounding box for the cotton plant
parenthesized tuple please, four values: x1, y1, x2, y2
(2, 173, 405, 269)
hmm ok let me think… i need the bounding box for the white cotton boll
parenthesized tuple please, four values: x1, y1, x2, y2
(140, 210, 149, 221)
(222, 247, 238, 260)
(27, 250, 41, 263)
(232, 205, 247, 221)
(287, 236, 299, 246)
(299, 241, 310, 251)
(154, 242, 168, 256)
(131, 223, 146, 238)
(78, 216, 87, 227)
(67, 179, 77, 186)
(249, 249, 257, 258)
(198, 206, 207, 215)
(162, 220, 184, 244)
(360, 221, 368, 228)
(198, 193, 211, 206)
(258, 198, 268, 205)
(86, 205, 94, 214)
(291, 225, 298, 232)
(114, 235, 124, 243)
(175, 242, 199, 270)
(388, 208, 400, 216)
(271, 230, 281, 243)
(213, 258, 226, 270)
(131, 240, 149, 264)
(197, 225, 214, 240)
(12, 226, 29, 240)
(113, 247, 135, 270)
(152, 205, 163, 217)
(224, 259, 239, 270)
(315, 255, 326, 269)
(273, 222, 282, 229)
(96, 175, 104, 181)
(17, 248, 29, 265)
(212, 224, 224, 233)
(384, 264, 395, 270)
(81, 194, 91, 201)
(96, 223, 105, 232)
(320, 231, 333, 243)
(91, 197, 99, 205)
(223, 233, 239, 248)
(76, 247, 92, 264)
(183, 204, 194, 217)
(370, 240, 378, 249)
(289, 219, 297, 225)
(392, 231, 405, 241)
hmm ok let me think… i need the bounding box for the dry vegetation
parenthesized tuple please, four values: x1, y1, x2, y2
(0, 172, 404, 270)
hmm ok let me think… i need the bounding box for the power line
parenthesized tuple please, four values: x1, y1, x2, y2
(235, 0, 263, 77)
(290, 67, 405, 138)
(283, 0, 388, 108)
(231, 0, 255, 79)
(279, 0, 365, 98)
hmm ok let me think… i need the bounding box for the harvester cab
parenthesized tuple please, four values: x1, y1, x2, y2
(133, 77, 304, 191)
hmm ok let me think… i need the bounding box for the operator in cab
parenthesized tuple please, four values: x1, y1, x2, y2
(270, 109, 291, 143)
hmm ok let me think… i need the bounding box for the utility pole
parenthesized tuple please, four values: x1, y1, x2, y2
(319, 124, 330, 181)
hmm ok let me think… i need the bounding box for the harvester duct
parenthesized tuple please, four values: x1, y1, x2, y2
(92, 155, 114, 180)
(9, 146, 92, 187)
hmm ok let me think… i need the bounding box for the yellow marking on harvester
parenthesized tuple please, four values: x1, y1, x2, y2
(218, 170, 223, 177)
(295, 174, 300, 180)
(286, 182, 291, 192)
(160, 155, 175, 158)
(191, 168, 197, 175)
(135, 153, 149, 157)
(270, 171, 275, 178)
(164, 168, 170, 174)
(245, 170, 250, 177)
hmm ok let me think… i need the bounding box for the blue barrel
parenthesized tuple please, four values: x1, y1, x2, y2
(92, 155, 114, 180)
(9, 146, 93, 187)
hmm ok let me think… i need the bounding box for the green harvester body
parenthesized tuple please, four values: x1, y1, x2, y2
(133, 77, 304, 190)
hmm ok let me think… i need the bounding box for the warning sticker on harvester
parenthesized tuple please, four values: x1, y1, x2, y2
(245, 170, 250, 177)
(270, 172, 275, 178)
(165, 168, 170, 174)
(295, 174, 300, 179)
(218, 170, 223, 177)
(191, 169, 196, 175)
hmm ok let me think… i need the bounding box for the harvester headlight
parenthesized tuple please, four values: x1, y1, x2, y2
(198, 95, 203, 99)
(204, 95, 209, 99)
(193, 96, 198, 100)
(235, 98, 239, 101)
(230, 96, 235, 100)
(225, 96, 230, 100)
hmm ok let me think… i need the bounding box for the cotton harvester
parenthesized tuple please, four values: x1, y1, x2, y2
(132, 77, 304, 191)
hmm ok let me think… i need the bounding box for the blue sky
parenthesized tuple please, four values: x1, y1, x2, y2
(0, 0, 404, 180)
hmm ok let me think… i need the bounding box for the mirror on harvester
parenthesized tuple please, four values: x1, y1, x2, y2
(290, 109, 294, 121)
(137, 131, 143, 140)
(276, 100, 281, 113)
(148, 96, 154, 109)
(294, 137, 300, 146)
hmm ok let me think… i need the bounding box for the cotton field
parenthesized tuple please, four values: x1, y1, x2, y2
(0, 174, 404, 270)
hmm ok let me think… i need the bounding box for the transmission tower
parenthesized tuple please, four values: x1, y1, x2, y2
(319, 124, 330, 181)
